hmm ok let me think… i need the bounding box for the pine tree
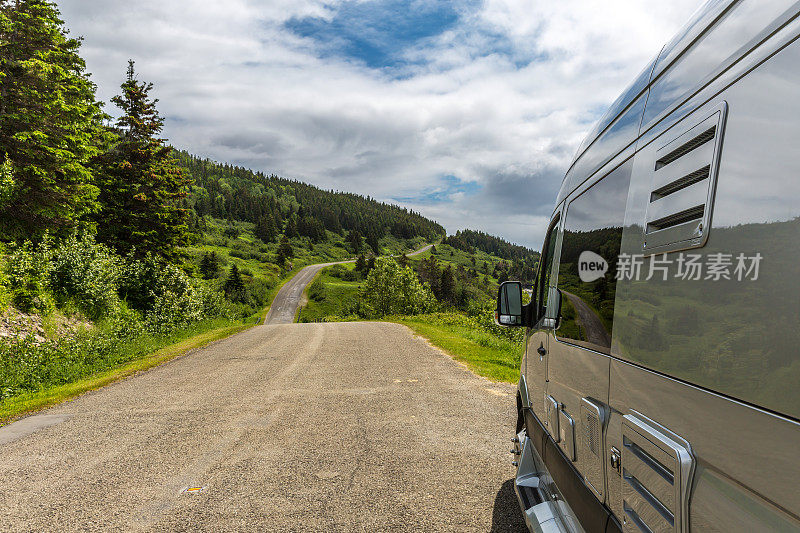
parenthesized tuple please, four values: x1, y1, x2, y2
(223, 263, 246, 302)
(355, 254, 366, 273)
(440, 265, 455, 303)
(276, 234, 293, 264)
(94, 60, 191, 258)
(366, 232, 380, 255)
(347, 230, 362, 253)
(0, 0, 106, 239)
(199, 251, 219, 279)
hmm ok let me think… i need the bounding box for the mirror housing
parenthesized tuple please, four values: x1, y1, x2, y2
(496, 281, 523, 327)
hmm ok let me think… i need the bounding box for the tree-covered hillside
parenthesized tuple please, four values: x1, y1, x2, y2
(176, 152, 445, 253)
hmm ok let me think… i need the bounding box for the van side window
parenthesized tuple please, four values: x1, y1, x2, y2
(533, 216, 560, 322)
(556, 161, 632, 354)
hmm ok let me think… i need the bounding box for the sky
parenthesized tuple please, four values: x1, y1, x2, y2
(59, 0, 702, 249)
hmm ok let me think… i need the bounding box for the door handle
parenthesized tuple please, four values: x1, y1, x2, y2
(537, 344, 546, 357)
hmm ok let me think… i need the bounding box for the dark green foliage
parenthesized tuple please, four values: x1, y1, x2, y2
(445, 229, 537, 263)
(347, 229, 362, 253)
(440, 265, 455, 303)
(255, 212, 277, 243)
(93, 60, 191, 258)
(355, 254, 366, 273)
(276, 235, 293, 264)
(297, 215, 326, 242)
(174, 151, 445, 251)
(199, 252, 219, 279)
(0, 0, 106, 239)
(223, 263, 246, 302)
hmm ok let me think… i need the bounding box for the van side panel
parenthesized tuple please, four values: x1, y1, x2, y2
(610, 30, 800, 528)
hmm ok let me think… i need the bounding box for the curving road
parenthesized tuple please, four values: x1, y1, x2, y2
(0, 321, 524, 531)
(264, 244, 434, 325)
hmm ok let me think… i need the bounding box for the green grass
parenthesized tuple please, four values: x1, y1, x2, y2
(396, 316, 523, 383)
(298, 265, 362, 322)
(0, 318, 252, 424)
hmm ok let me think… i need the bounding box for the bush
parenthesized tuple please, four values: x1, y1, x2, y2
(48, 233, 121, 319)
(5, 238, 54, 313)
(359, 258, 435, 318)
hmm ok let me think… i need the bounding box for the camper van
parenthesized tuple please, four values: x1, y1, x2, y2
(496, 1, 800, 531)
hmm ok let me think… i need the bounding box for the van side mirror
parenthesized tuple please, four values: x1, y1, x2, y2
(496, 281, 523, 327)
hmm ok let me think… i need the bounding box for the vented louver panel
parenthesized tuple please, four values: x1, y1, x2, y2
(580, 398, 607, 501)
(642, 102, 727, 255)
(621, 414, 694, 533)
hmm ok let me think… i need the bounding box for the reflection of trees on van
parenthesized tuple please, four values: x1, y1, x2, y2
(556, 227, 623, 354)
(613, 217, 800, 419)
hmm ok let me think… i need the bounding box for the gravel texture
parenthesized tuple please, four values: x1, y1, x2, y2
(0, 321, 526, 532)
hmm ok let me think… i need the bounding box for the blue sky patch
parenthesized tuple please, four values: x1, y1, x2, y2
(393, 174, 481, 205)
(285, 0, 475, 70)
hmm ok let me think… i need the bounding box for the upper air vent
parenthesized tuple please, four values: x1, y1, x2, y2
(642, 103, 727, 255)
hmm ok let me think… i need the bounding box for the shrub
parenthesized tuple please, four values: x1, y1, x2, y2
(359, 258, 435, 318)
(5, 238, 54, 313)
(48, 233, 121, 319)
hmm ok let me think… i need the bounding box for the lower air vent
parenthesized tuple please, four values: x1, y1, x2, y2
(646, 205, 704, 233)
(620, 414, 694, 533)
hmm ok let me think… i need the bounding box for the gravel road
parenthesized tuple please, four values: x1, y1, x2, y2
(0, 321, 526, 532)
(264, 244, 434, 326)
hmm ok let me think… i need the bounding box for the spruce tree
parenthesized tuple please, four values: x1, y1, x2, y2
(276, 234, 293, 264)
(223, 263, 246, 302)
(94, 60, 191, 258)
(0, 0, 106, 239)
(199, 251, 219, 279)
(255, 212, 277, 243)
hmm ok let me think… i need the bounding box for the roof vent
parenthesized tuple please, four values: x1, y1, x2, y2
(642, 102, 727, 255)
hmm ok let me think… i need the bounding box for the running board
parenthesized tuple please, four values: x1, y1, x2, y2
(513, 430, 581, 533)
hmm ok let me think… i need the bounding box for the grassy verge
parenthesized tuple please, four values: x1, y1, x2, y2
(0, 263, 311, 424)
(0, 318, 251, 423)
(298, 264, 361, 323)
(396, 316, 522, 383)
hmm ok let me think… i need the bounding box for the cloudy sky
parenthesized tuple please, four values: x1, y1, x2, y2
(60, 0, 701, 248)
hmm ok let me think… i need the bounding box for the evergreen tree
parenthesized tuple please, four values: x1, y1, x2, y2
(94, 60, 191, 258)
(0, 0, 106, 239)
(440, 265, 455, 303)
(355, 253, 366, 273)
(284, 215, 298, 238)
(398, 253, 409, 268)
(347, 230, 363, 253)
(276, 234, 293, 264)
(199, 251, 219, 279)
(255, 212, 277, 243)
(366, 232, 380, 255)
(223, 263, 246, 302)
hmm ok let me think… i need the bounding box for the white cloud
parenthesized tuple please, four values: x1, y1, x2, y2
(59, 0, 701, 248)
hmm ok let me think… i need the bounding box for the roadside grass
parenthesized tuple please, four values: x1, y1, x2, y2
(0, 317, 252, 423)
(0, 261, 311, 424)
(299, 269, 361, 322)
(297, 260, 524, 383)
(396, 316, 523, 384)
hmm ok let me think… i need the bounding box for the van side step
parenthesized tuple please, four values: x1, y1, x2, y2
(512, 429, 581, 533)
